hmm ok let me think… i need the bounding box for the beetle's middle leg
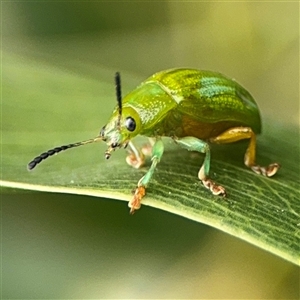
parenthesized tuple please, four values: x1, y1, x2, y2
(209, 126, 280, 177)
(129, 138, 164, 214)
(175, 136, 226, 196)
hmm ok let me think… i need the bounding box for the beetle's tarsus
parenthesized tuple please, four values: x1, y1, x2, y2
(251, 163, 280, 177)
(202, 178, 227, 197)
(128, 186, 146, 214)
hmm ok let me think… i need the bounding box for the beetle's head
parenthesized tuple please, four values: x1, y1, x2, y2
(27, 72, 141, 170)
(99, 72, 141, 159)
(100, 105, 141, 159)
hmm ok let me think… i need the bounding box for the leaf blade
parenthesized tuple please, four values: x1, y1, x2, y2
(2, 52, 299, 265)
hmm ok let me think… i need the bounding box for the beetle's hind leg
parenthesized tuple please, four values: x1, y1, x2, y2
(210, 127, 280, 177)
(175, 136, 226, 196)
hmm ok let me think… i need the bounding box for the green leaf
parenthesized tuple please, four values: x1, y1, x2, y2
(2, 53, 299, 265)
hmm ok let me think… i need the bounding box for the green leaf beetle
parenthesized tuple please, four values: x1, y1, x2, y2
(28, 68, 280, 213)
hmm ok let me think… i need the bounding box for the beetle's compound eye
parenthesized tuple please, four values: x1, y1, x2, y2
(111, 142, 118, 148)
(125, 117, 136, 132)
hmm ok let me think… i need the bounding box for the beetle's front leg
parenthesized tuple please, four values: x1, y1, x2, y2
(126, 141, 146, 169)
(129, 138, 164, 214)
(174, 136, 226, 196)
(126, 139, 155, 169)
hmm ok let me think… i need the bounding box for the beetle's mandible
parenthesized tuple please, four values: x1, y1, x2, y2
(28, 68, 280, 213)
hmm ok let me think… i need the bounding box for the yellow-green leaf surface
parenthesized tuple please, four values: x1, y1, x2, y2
(1, 53, 299, 265)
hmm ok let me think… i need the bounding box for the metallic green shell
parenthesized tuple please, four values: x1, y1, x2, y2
(122, 68, 261, 139)
(148, 69, 261, 129)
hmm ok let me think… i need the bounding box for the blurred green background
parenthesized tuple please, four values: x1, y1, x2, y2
(2, 1, 299, 299)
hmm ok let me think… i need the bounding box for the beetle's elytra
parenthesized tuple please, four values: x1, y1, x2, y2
(28, 68, 280, 213)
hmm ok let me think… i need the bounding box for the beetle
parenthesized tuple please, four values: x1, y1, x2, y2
(28, 68, 280, 213)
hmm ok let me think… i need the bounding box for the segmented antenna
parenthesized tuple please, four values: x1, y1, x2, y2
(115, 72, 122, 128)
(27, 137, 102, 170)
(28, 73, 120, 171)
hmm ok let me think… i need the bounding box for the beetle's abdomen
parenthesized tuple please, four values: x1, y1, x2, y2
(180, 116, 245, 140)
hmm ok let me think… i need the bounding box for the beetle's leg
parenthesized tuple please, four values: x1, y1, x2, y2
(210, 127, 280, 177)
(175, 136, 226, 196)
(126, 139, 155, 169)
(141, 137, 156, 157)
(126, 141, 146, 169)
(129, 138, 164, 214)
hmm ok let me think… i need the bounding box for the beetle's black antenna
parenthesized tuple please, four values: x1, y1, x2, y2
(115, 72, 122, 129)
(27, 137, 102, 170)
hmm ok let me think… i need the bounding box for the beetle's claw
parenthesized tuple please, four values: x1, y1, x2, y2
(128, 186, 146, 214)
(251, 163, 280, 177)
(202, 178, 227, 197)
